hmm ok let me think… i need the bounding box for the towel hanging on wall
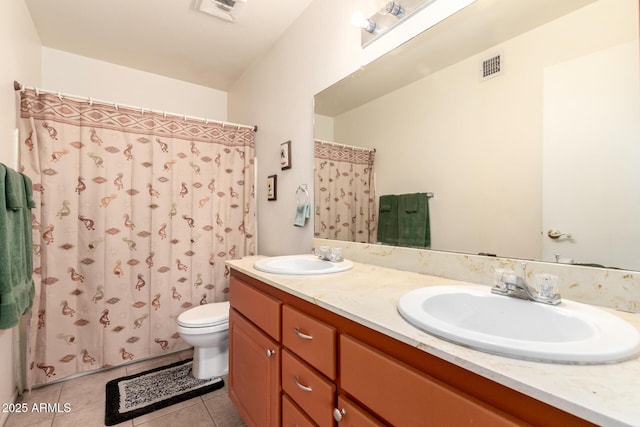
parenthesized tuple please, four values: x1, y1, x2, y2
(294, 184, 311, 227)
(0, 163, 35, 330)
(377, 194, 399, 245)
(397, 193, 430, 248)
(377, 192, 430, 248)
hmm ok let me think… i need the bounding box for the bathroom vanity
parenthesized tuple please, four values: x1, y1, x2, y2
(226, 257, 640, 426)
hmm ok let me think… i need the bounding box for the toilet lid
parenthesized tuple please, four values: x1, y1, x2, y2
(177, 301, 230, 327)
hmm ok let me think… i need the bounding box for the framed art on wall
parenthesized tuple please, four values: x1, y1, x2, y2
(267, 174, 277, 201)
(280, 140, 291, 170)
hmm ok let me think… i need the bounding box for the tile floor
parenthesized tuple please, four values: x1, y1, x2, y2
(5, 349, 245, 427)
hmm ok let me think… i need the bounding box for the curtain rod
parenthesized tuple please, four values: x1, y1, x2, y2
(315, 138, 376, 153)
(13, 80, 258, 133)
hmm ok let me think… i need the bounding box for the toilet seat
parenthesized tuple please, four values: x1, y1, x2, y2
(177, 301, 230, 328)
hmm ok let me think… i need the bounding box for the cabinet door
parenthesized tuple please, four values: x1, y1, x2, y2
(229, 309, 281, 427)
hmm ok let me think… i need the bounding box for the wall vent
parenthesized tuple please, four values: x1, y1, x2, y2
(480, 52, 504, 81)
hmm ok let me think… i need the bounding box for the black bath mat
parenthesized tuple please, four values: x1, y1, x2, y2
(104, 358, 224, 426)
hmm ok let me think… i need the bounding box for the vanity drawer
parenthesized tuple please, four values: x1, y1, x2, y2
(282, 305, 337, 379)
(282, 349, 335, 427)
(230, 276, 281, 340)
(282, 394, 316, 427)
(340, 335, 523, 426)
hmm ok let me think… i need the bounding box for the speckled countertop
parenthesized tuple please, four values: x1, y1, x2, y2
(227, 256, 640, 427)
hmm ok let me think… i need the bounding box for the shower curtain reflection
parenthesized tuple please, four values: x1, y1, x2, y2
(313, 140, 376, 243)
(18, 89, 255, 387)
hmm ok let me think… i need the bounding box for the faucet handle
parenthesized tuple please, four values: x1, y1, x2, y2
(534, 274, 561, 301)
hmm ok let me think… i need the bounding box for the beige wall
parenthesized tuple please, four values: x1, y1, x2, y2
(0, 0, 41, 420)
(42, 48, 228, 120)
(227, 0, 469, 255)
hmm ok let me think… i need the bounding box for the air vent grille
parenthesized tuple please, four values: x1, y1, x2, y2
(480, 53, 504, 81)
(196, 0, 247, 23)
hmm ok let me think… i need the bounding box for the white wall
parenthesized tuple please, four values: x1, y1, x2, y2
(228, 0, 469, 255)
(41, 48, 228, 121)
(0, 0, 41, 420)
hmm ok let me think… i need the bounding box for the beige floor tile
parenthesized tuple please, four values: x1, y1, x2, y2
(199, 375, 229, 400)
(131, 397, 201, 426)
(176, 348, 194, 360)
(5, 417, 53, 427)
(5, 383, 63, 427)
(135, 401, 215, 427)
(57, 367, 125, 413)
(125, 354, 181, 376)
(52, 399, 132, 427)
(202, 392, 245, 427)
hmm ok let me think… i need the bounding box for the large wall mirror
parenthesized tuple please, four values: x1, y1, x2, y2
(314, 0, 640, 271)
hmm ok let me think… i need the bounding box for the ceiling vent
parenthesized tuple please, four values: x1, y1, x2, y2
(195, 0, 247, 23)
(480, 52, 504, 81)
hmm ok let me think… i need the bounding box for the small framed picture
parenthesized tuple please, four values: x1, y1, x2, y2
(280, 140, 292, 170)
(267, 175, 277, 201)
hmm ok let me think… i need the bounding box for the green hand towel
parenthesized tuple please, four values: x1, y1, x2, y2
(402, 193, 419, 213)
(377, 194, 399, 245)
(397, 193, 430, 248)
(0, 163, 35, 330)
(5, 164, 26, 210)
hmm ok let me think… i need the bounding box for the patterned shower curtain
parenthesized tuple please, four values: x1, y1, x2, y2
(18, 89, 255, 387)
(313, 140, 376, 243)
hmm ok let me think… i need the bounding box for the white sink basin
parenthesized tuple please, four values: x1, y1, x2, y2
(397, 285, 640, 364)
(254, 254, 354, 275)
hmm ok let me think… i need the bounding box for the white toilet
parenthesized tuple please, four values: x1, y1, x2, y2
(176, 301, 230, 379)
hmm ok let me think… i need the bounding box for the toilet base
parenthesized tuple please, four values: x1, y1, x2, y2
(191, 344, 228, 380)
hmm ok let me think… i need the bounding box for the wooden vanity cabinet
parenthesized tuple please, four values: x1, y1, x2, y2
(229, 269, 596, 427)
(228, 277, 282, 426)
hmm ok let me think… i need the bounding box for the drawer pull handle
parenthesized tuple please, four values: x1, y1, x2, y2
(293, 375, 313, 392)
(294, 328, 314, 340)
(265, 349, 276, 358)
(333, 408, 346, 422)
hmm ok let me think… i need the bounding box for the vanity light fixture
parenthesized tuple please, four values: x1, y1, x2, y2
(382, 1, 405, 18)
(351, 10, 378, 34)
(354, 0, 475, 47)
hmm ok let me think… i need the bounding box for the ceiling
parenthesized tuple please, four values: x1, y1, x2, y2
(24, 0, 314, 91)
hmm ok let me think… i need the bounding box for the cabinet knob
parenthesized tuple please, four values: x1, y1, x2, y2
(333, 408, 346, 422)
(265, 349, 276, 358)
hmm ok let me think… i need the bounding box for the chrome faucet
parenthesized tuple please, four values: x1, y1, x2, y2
(491, 263, 561, 305)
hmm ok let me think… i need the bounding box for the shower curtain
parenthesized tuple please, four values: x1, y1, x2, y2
(18, 89, 255, 387)
(313, 140, 376, 243)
